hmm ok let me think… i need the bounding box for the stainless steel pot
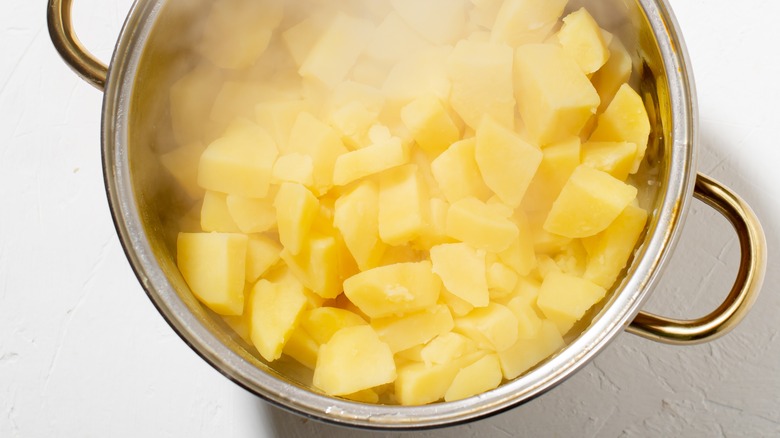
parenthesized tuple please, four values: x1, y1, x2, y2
(48, 0, 767, 429)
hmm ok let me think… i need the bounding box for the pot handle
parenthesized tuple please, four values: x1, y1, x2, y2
(627, 173, 766, 345)
(47, 0, 108, 91)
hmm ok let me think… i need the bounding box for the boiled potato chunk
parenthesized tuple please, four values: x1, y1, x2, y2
(287, 112, 348, 195)
(367, 12, 431, 64)
(169, 65, 223, 146)
(544, 165, 637, 238)
(590, 84, 651, 174)
(332, 136, 410, 186)
(271, 153, 315, 187)
(420, 332, 477, 366)
(448, 40, 516, 130)
(454, 303, 519, 351)
(498, 320, 564, 379)
(280, 232, 342, 299)
(536, 272, 606, 335)
(372, 305, 454, 353)
(430, 243, 489, 308)
(250, 278, 309, 362)
(446, 197, 519, 252)
(282, 16, 327, 68)
(256, 100, 311, 151)
(201, 191, 241, 233)
(313, 325, 396, 396)
(506, 294, 543, 339)
(401, 96, 461, 158)
(300, 307, 367, 345)
(584, 205, 648, 288)
(487, 261, 519, 298)
(378, 164, 430, 246)
(475, 116, 543, 207)
(382, 46, 453, 107)
(275, 183, 319, 255)
(226, 195, 277, 234)
(522, 136, 581, 214)
(333, 181, 386, 271)
(177, 233, 247, 316)
(283, 326, 319, 370)
(391, 0, 467, 45)
(491, 0, 567, 46)
(343, 261, 441, 318)
(444, 354, 502, 401)
(198, 121, 278, 198)
(581, 141, 638, 181)
(245, 235, 282, 283)
(514, 44, 600, 146)
(591, 37, 632, 112)
(556, 8, 610, 75)
(394, 352, 483, 406)
(431, 138, 493, 204)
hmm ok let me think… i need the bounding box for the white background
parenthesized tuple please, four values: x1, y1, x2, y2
(2, 0, 779, 436)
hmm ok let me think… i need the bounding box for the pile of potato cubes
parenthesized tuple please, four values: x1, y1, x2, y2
(163, 0, 651, 405)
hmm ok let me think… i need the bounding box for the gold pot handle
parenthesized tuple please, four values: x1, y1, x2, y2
(627, 173, 766, 345)
(47, 0, 108, 91)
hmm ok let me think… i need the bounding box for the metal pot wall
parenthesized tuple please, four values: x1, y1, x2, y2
(48, 0, 766, 429)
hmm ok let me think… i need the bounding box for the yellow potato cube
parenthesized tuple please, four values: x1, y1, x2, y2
(271, 153, 315, 187)
(444, 354, 502, 402)
(274, 183, 319, 255)
(280, 232, 342, 299)
(372, 305, 454, 353)
(201, 191, 241, 233)
(498, 320, 564, 379)
(430, 243, 489, 308)
(343, 389, 380, 404)
(514, 44, 600, 146)
(169, 65, 223, 146)
(581, 141, 638, 182)
(491, 0, 567, 46)
(591, 37, 633, 112)
(198, 121, 278, 199)
(313, 325, 396, 396)
(391, 0, 467, 45)
(522, 137, 582, 214)
(505, 294, 543, 339)
(446, 197, 519, 252)
(590, 84, 651, 174)
(249, 277, 309, 362)
(448, 40, 516, 130)
(255, 100, 311, 152)
(226, 195, 277, 234)
(487, 261, 519, 299)
(455, 303, 518, 352)
(544, 165, 638, 238)
(332, 137, 410, 186)
(553, 240, 589, 277)
(177, 233, 248, 316)
(343, 261, 441, 318)
(420, 332, 477, 366)
(497, 211, 537, 276)
(282, 16, 327, 68)
(528, 212, 573, 254)
(584, 204, 648, 288)
(287, 112, 349, 195)
(329, 81, 386, 149)
(245, 235, 282, 283)
(333, 181, 387, 271)
(283, 326, 319, 370)
(300, 307, 367, 345)
(537, 272, 607, 335)
(382, 46, 452, 108)
(394, 352, 484, 406)
(367, 11, 432, 64)
(299, 13, 374, 89)
(378, 164, 429, 246)
(556, 8, 610, 75)
(475, 116, 543, 207)
(159, 143, 206, 200)
(211, 83, 295, 134)
(221, 286, 254, 344)
(415, 197, 454, 250)
(431, 138, 492, 204)
(401, 96, 460, 158)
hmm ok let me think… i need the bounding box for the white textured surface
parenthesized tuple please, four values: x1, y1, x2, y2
(1, 0, 778, 436)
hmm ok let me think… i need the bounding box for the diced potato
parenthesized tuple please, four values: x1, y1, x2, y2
(343, 261, 441, 318)
(299, 13, 375, 89)
(591, 37, 632, 112)
(245, 235, 282, 283)
(283, 326, 319, 370)
(431, 138, 492, 204)
(430, 243, 489, 308)
(394, 352, 484, 406)
(367, 12, 432, 64)
(274, 183, 319, 255)
(382, 46, 453, 114)
(201, 191, 241, 233)
(584, 204, 648, 288)
(343, 389, 380, 404)
(332, 137, 410, 186)
(280, 232, 342, 299)
(333, 181, 386, 271)
(522, 137, 582, 214)
(415, 197, 454, 250)
(475, 116, 543, 207)
(420, 332, 476, 366)
(160, 143, 206, 199)
(226, 195, 277, 234)
(211, 83, 297, 134)
(378, 164, 429, 246)
(198, 0, 283, 69)
(528, 212, 573, 254)
(581, 141, 638, 182)
(169, 65, 223, 146)
(177, 233, 247, 316)
(556, 8, 610, 75)
(498, 320, 564, 379)
(372, 305, 454, 353)
(491, 0, 567, 46)
(544, 165, 637, 238)
(446, 197, 519, 252)
(221, 286, 254, 344)
(329, 81, 386, 148)
(487, 261, 519, 299)
(300, 307, 367, 345)
(537, 272, 607, 335)
(287, 112, 349, 195)
(249, 277, 308, 362)
(440, 289, 475, 317)
(282, 16, 327, 68)
(498, 211, 537, 276)
(454, 303, 519, 351)
(553, 240, 588, 277)
(391, 0, 467, 45)
(505, 294, 543, 339)
(469, 0, 503, 29)
(590, 84, 651, 173)
(254, 100, 310, 152)
(448, 40, 516, 130)
(401, 96, 460, 158)
(198, 120, 278, 198)
(514, 44, 600, 146)
(444, 354, 502, 401)
(313, 325, 396, 396)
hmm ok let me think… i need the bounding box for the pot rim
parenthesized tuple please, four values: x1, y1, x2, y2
(100, 0, 697, 429)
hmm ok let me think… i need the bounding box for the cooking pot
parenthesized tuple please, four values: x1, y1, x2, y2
(48, 0, 766, 429)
